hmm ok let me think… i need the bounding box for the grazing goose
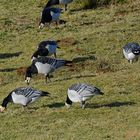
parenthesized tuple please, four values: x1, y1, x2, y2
(65, 83, 104, 109)
(123, 42, 140, 63)
(39, 7, 62, 29)
(45, 0, 73, 11)
(31, 40, 60, 61)
(0, 87, 50, 112)
(25, 56, 72, 84)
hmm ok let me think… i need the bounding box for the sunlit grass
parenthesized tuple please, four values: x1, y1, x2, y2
(0, 0, 140, 139)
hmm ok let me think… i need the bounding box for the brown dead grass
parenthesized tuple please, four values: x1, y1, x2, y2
(0, 77, 3, 85)
(126, 130, 140, 139)
(96, 59, 112, 73)
(57, 37, 78, 47)
(16, 67, 27, 75)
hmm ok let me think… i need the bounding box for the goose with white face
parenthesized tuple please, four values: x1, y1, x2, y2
(25, 77, 31, 85)
(0, 106, 5, 112)
(25, 56, 72, 84)
(123, 42, 140, 63)
(39, 7, 62, 29)
(65, 83, 104, 109)
(0, 87, 50, 112)
(39, 23, 45, 29)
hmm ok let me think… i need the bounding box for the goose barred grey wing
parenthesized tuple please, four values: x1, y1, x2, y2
(69, 83, 99, 96)
(35, 57, 70, 69)
(14, 87, 42, 98)
(68, 83, 103, 102)
(66, 83, 103, 108)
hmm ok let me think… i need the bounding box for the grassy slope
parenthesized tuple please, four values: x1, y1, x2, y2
(0, 0, 140, 139)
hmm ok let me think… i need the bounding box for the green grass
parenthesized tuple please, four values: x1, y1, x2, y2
(0, 0, 140, 139)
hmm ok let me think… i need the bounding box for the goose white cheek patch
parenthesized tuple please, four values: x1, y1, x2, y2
(31, 57, 37, 62)
(0, 106, 5, 112)
(65, 102, 71, 108)
(39, 23, 44, 29)
(25, 77, 31, 84)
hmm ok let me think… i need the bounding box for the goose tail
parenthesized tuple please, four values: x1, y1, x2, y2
(65, 60, 73, 66)
(41, 91, 50, 96)
(57, 46, 61, 49)
(99, 91, 104, 95)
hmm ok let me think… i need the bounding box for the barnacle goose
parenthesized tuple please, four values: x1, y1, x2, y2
(39, 7, 62, 29)
(123, 42, 140, 63)
(45, 0, 73, 11)
(0, 87, 50, 112)
(25, 56, 72, 84)
(65, 83, 104, 109)
(31, 40, 60, 61)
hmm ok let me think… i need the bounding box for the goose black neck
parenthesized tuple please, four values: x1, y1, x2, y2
(38, 48, 49, 56)
(66, 95, 72, 105)
(25, 64, 37, 78)
(31, 50, 39, 58)
(31, 64, 38, 74)
(1, 93, 12, 108)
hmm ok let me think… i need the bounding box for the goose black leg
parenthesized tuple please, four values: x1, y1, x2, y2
(129, 60, 133, 64)
(45, 74, 51, 83)
(135, 57, 138, 62)
(81, 101, 86, 109)
(54, 52, 57, 58)
(22, 105, 27, 111)
(65, 4, 68, 11)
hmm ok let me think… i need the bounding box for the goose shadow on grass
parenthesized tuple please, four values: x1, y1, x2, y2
(0, 52, 22, 59)
(53, 73, 96, 83)
(24, 103, 64, 111)
(45, 102, 65, 108)
(72, 55, 96, 63)
(59, 19, 67, 24)
(0, 68, 17, 72)
(70, 8, 83, 13)
(86, 101, 135, 109)
(28, 101, 135, 110)
(70, 5, 97, 13)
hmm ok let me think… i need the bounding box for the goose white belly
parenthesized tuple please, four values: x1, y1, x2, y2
(68, 89, 81, 102)
(35, 62, 54, 74)
(50, 12, 60, 22)
(68, 90, 92, 102)
(128, 53, 136, 60)
(12, 92, 28, 106)
(123, 50, 135, 60)
(68, 83, 97, 102)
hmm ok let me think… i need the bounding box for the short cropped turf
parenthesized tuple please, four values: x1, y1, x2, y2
(0, 0, 140, 139)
